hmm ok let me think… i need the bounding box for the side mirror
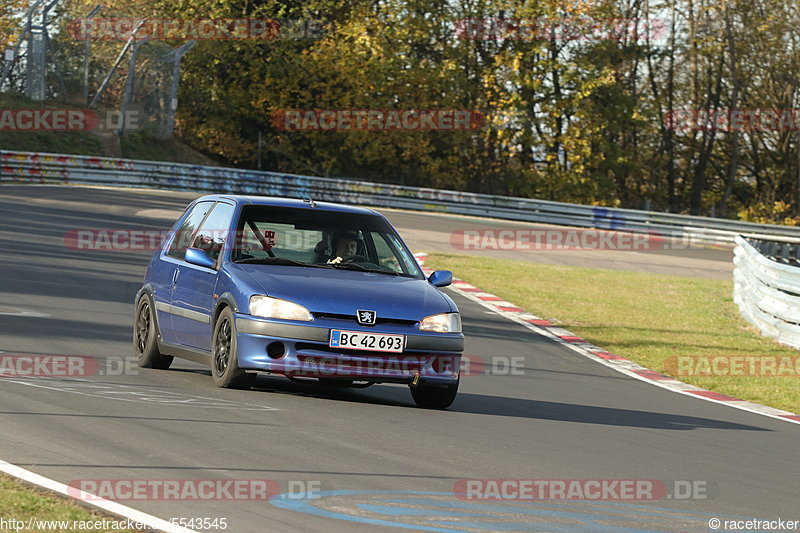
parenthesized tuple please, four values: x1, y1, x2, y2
(428, 270, 452, 287)
(185, 247, 215, 269)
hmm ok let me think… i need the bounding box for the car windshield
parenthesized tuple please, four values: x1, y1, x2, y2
(231, 205, 423, 278)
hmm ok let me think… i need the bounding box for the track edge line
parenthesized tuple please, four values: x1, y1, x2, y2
(415, 253, 800, 426)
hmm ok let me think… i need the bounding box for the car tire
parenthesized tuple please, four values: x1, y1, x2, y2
(410, 378, 459, 409)
(211, 307, 256, 389)
(134, 295, 173, 370)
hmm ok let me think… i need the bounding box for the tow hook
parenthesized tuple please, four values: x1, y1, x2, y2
(410, 370, 420, 388)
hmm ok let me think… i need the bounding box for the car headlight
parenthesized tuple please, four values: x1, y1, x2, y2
(249, 295, 313, 321)
(419, 312, 461, 333)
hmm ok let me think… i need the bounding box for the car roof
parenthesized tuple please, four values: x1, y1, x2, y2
(191, 194, 380, 215)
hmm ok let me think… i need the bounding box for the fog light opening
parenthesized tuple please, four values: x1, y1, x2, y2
(433, 356, 455, 374)
(267, 342, 286, 359)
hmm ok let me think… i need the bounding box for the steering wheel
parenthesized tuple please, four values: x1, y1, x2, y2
(342, 255, 370, 263)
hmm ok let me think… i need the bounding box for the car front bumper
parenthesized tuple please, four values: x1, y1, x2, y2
(234, 314, 463, 384)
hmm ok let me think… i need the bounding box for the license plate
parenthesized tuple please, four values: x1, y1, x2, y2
(329, 330, 405, 353)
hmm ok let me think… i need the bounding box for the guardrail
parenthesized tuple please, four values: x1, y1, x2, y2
(734, 235, 800, 349)
(746, 237, 800, 266)
(2, 149, 800, 244)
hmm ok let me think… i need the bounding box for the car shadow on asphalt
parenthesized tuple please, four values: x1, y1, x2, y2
(446, 393, 771, 431)
(191, 372, 771, 431)
(254, 376, 410, 407)
(166, 368, 404, 407)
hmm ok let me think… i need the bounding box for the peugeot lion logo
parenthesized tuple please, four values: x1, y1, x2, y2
(357, 310, 377, 325)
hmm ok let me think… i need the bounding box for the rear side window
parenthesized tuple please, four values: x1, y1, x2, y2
(192, 202, 236, 264)
(167, 201, 214, 259)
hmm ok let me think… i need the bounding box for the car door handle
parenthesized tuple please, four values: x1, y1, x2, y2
(172, 268, 180, 284)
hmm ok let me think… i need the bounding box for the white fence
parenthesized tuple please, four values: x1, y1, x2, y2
(734, 235, 800, 349)
(2, 149, 800, 245)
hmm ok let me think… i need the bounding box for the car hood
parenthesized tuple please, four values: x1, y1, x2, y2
(233, 264, 455, 319)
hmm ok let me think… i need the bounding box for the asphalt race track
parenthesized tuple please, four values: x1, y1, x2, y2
(0, 185, 797, 533)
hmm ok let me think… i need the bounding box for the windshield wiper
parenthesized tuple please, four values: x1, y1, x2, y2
(329, 263, 402, 275)
(235, 257, 328, 268)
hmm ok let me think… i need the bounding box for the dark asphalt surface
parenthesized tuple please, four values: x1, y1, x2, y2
(0, 185, 796, 533)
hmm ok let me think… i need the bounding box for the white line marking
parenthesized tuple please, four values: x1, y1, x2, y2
(457, 286, 800, 426)
(136, 208, 183, 219)
(0, 306, 50, 317)
(415, 253, 800, 426)
(0, 459, 196, 533)
(3, 377, 278, 411)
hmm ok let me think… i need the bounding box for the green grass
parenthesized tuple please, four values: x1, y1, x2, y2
(0, 94, 104, 156)
(120, 130, 217, 165)
(1, 93, 214, 165)
(426, 252, 800, 414)
(0, 130, 104, 156)
(0, 474, 143, 532)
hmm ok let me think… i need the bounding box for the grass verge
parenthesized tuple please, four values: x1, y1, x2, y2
(425, 252, 800, 414)
(1, 93, 214, 165)
(0, 473, 143, 532)
(0, 94, 104, 156)
(120, 130, 217, 166)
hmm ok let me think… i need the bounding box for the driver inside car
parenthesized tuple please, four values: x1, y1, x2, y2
(327, 232, 359, 264)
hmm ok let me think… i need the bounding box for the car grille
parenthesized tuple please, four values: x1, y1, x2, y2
(312, 312, 418, 326)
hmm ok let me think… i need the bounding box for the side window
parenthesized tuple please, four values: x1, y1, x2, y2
(192, 202, 236, 264)
(369, 232, 402, 273)
(167, 201, 214, 260)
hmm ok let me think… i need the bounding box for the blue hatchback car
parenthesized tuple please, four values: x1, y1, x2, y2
(134, 195, 464, 408)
